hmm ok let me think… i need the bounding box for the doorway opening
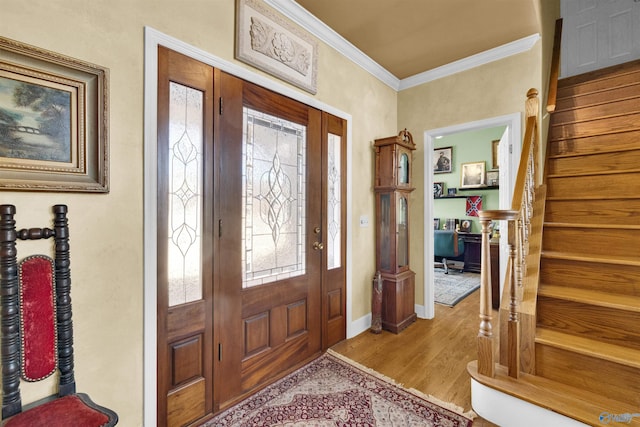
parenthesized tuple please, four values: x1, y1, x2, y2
(423, 113, 521, 319)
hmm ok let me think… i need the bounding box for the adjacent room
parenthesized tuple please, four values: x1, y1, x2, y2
(432, 126, 505, 308)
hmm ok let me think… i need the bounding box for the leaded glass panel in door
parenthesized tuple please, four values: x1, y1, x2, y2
(327, 133, 342, 270)
(242, 107, 307, 288)
(167, 82, 203, 306)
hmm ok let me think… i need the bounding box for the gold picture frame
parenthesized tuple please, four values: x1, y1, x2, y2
(235, 0, 318, 94)
(0, 36, 109, 192)
(460, 161, 486, 188)
(492, 139, 500, 170)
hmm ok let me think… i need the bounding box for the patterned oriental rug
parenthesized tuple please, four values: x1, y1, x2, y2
(434, 270, 481, 307)
(204, 350, 474, 426)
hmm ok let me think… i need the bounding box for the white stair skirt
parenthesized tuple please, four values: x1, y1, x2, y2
(470, 379, 589, 427)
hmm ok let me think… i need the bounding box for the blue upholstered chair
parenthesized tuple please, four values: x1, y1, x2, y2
(434, 230, 465, 274)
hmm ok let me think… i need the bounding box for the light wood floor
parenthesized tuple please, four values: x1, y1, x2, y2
(331, 287, 497, 427)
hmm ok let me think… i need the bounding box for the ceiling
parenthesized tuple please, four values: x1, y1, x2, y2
(294, 0, 541, 80)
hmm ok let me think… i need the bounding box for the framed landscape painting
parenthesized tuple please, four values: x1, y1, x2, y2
(0, 36, 109, 192)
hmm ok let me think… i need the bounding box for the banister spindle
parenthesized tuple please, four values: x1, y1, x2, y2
(508, 218, 521, 378)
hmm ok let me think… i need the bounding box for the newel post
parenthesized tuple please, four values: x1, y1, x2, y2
(525, 88, 541, 187)
(477, 213, 495, 377)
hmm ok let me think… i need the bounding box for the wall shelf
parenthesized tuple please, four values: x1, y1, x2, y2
(434, 195, 469, 199)
(457, 185, 499, 191)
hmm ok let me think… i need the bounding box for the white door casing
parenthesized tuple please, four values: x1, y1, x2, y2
(423, 114, 521, 319)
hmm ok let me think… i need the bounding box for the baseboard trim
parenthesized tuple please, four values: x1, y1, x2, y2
(349, 313, 371, 338)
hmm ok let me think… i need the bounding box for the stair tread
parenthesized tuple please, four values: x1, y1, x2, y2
(546, 195, 640, 201)
(551, 106, 640, 127)
(554, 89, 640, 113)
(467, 361, 640, 426)
(543, 222, 640, 230)
(541, 251, 640, 267)
(549, 124, 640, 142)
(547, 168, 640, 178)
(538, 285, 640, 313)
(536, 328, 640, 369)
(558, 60, 640, 90)
(548, 145, 640, 160)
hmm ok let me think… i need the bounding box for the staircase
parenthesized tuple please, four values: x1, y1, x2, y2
(469, 60, 640, 427)
(538, 59, 640, 420)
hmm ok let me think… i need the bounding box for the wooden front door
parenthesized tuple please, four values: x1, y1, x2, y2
(157, 50, 346, 425)
(216, 74, 324, 401)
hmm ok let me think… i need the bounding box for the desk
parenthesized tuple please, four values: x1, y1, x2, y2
(459, 233, 500, 309)
(490, 242, 500, 310)
(459, 233, 481, 273)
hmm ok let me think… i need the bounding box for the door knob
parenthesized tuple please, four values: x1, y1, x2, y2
(313, 241, 324, 250)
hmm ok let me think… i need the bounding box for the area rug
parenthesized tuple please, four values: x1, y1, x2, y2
(204, 350, 474, 426)
(434, 270, 480, 307)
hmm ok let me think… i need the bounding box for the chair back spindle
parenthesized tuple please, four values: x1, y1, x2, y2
(0, 204, 117, 426)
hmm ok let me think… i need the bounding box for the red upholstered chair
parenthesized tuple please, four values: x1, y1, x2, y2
(0, 205, 117, 426)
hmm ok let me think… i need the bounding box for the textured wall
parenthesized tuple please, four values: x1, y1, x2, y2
(1, 1, 397, 424)
(398, 47, 543, 308)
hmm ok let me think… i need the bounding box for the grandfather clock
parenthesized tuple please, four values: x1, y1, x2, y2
(374, 129, 417, 333)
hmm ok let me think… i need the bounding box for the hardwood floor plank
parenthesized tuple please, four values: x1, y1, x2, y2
(331, 287, 498, 426)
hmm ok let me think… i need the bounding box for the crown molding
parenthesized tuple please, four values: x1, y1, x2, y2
(265, 0, 540, 92)
(398, 34, 541, 91)
(265, 0, 400, 90)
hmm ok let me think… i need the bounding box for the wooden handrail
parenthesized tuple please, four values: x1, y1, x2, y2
(546, 19, 563, 113)
(474, 16, 562, 380)
(476, 89, 540, 378)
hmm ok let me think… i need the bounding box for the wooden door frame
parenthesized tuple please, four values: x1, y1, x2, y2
(142, 27, 353, 426)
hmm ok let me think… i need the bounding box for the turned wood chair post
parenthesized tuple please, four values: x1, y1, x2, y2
(477, 214, 494, 377)
(53, 204, 76, 396)
(0, 205, 21, 418)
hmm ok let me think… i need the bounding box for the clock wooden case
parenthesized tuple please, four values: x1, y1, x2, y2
(374, 129, 417, 333)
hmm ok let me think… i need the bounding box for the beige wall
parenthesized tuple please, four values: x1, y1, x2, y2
(2, 1, 397, 425)
(398, 46, 543, 305)
(396, 0, 561, 308)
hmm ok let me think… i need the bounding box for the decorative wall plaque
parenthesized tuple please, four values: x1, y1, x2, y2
(236, 0, 318, 94)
